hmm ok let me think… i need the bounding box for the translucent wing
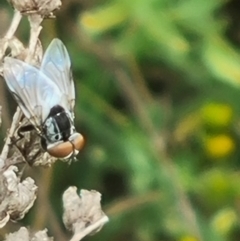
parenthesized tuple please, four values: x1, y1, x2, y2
(3, 57, 63, 126)
(41, 38, 75, 116)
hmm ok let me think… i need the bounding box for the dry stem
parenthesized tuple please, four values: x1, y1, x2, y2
(70, 216, 109, 241)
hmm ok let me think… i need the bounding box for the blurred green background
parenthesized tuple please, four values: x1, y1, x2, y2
(2, 0, 240, 240)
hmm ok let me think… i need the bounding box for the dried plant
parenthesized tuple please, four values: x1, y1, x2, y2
(0, 0, 108, 240)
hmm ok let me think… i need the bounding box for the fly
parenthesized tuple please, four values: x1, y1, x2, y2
(3, 38, 84, 159)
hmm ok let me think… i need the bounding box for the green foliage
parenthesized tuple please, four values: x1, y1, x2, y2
(3, 0, 240, 240)
(51, 0, 240, 241)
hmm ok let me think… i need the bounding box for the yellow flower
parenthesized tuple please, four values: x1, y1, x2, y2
(212, 208, 237, 236)
(80, 3, 128, 32)
(179, 235, 198, 241)
(205, 134, 235, 158)
(201, 103, 233, 128)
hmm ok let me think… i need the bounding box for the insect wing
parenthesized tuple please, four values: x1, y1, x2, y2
(3, 57, 63, 125)
(41, 38, 75, 116)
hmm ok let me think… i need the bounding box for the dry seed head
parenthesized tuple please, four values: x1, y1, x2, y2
(63, 187, 108, 236)
(7, 0, 62, 16)
(4, 227, 53, 241)
(0, 166, 37, 227)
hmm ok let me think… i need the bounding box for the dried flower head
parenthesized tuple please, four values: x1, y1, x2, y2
(7, 0, 61, 17)
(4, 227, 53, 241)
(63, 187, 109, 239)
(4, 227, 29, 241)
(0, 166, 37, 227)
(8, 37, 27, 60)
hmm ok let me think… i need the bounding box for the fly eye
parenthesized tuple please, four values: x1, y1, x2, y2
(47, 133, 84, 159)
(47, 142, 73, 158)
(69, 133, 84, 151)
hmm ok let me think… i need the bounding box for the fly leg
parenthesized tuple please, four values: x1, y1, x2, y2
(10, 124, 36, 165)
(10, 124, 35, 145)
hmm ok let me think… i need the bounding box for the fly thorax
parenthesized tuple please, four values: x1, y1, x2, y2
(43, 110, 74, 144)
(43, 117, 60, 143)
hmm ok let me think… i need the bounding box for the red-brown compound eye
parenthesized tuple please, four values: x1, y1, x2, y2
(47, 142, 74, 158)
(69, 133, 85, 151)
(47, 133, 84, 158)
